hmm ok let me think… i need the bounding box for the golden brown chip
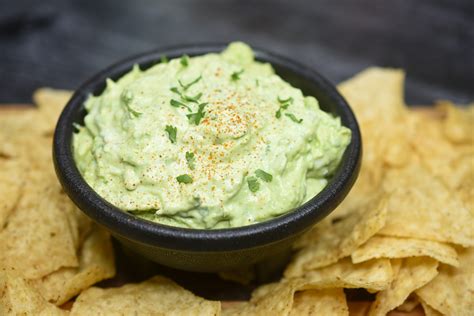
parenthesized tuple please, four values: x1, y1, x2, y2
(395, 294, 419, 313)
(380, 163, 474, 247)
(0, 182, 79, 279)
(0, 270, 68, 315)
(419, 299, 443, 316)
(70, 275, 221, 316)
(416, 247, 474, 315)
(223, 279, 304, 316)
(351, 236, 459, 267)
(34, 226, 115, 305)
(289, 289, 348, 316)
(294, 258, 394, 292)
(437, 101, 474, 145)
(337, 67, 406, 124)
(368, 257, 438, 316)
(218, 266, 256, 285)
(408, 110, 473, 191)
(33, 88, 72, 136)
(285, 193, 387, 277)
(0, 160, 24, 229)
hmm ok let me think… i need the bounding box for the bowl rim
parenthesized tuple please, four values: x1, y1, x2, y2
(53, 43, 361, 252)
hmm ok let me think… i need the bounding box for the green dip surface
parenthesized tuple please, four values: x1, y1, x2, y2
(73, 42, 351, 229)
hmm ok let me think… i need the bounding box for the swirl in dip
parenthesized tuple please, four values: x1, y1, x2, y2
(73, 42, 351, 229)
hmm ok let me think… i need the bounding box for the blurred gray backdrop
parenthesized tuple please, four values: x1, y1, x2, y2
(1, 0, 473, 104)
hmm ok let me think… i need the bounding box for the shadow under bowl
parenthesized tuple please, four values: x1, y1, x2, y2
(53, 43, 362, 273)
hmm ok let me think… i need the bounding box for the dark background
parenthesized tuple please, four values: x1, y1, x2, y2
(1, 0, 473, 105)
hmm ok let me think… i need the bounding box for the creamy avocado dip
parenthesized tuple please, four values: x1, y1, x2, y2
(73, 42, 351, 229)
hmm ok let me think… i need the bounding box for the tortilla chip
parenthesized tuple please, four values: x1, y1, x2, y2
(293, 258, 394, 292)
(368, 257, 438, 316)
(351, 236, 459, 267)
(33, 88, 72, 136)
(70, 275, 221, 316)
(34, 226, 115, 305)
(0, 182, 79, 279)
(289, 289, 348, 316)
(0, 160, 24, 229)
(416, 247, 474, 315)
(223, 279, 304, 316)
(437, 101, 474, 145)
(285, 193, 387, 277)
(0, 271, 68, 316)
(395, 294, 419, 313)
(218, 266, 256, 285)
(419, 299, 443, 316)
(380, 163, 474, 247)
(338, 67, 406, 124)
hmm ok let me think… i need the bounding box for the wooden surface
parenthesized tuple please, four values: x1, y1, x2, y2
(1, 0, 473, 105)
(1, 105, 428, 315)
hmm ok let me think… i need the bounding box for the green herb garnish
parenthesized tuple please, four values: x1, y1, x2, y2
(275, 109, 282, 119)
(185, 151, 196, 170)
(247, 176, 260, 193)
(179, 75, 202, 90)
(170, 99, 192, 111)
(183, 92, 202, 103)
(278, 96, 294, 105)
(165, 125, 177, 143)
(180, 55, 189, 67)
(170, 87, 181, 95)
(160, 55, 169, 63)
(187, 103, 208, 125)
(231, 69, 244, 81)
(176, 174, 193, 184)
(275, 96, 294, 118)
(285, 113, 303, 123)
(255, 169, 273, 182)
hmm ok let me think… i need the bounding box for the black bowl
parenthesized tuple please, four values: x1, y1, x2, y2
(53, 43, 361, 273)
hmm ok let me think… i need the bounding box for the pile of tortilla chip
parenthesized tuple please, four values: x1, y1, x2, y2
(0, 67, 472, 315)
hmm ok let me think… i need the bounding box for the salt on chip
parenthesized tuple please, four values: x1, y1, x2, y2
(33, 88, 72, 136)
(285, 193, 387, 277)
(416, 247, 474, 315)
(351, 235, 459, 267)
(295, 258, 394, 293)
(0, 182, 79, 279)
(0, 159, 24, 229)
(289, 289, 348, 316)
(368, 257, 438, 316)
(0, 270, 68, 316)
(34, 226, 115, 305)
(380, 162, 474, 247)
(70, 275, 221, 316)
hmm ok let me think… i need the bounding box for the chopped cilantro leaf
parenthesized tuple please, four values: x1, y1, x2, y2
(180, 55, 189, 67)
(231, 69, 244, 81)
(255, 169, 273, 182)
(160, 55, 168, 63)
(165, 125, 177, 143)
(285, 113, 303, 123)
(170, 87, 181, 95)
(278, 96, 294, 105)
(186, 102, 208, 125)
(185, 151, 196, 170)
(275, 109, 282, 119)
(170, 99, 191, 112)
(183, 92, 202, 103)
(179, 75, 202, 90)
(247, 176, 260, 193)
(176, 174, 193, 184)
